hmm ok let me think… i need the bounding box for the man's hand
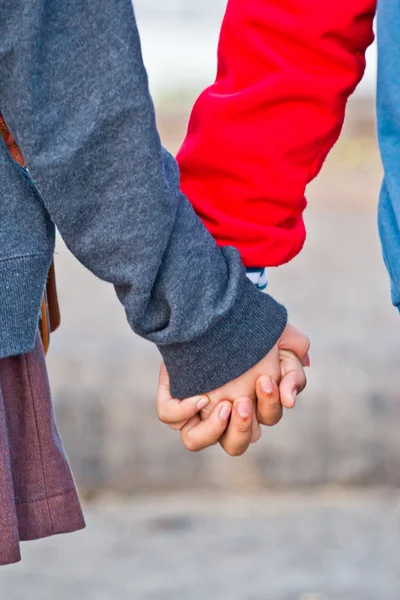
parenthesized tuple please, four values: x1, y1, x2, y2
(157, 323, 309, 456)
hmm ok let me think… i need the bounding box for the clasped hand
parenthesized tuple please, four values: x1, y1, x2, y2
(157, 324, 310, 456)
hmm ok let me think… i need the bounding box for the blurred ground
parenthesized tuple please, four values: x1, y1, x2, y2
(1, 490, 400, 599)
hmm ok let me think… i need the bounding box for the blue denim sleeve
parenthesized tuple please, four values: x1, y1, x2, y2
(377, 0, 400, 311)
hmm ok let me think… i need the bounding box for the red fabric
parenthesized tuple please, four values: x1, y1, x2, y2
(177, 0, 376, 267)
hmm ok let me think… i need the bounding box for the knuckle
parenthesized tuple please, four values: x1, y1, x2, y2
(251, 430, 262, 444)
(157, 409, 169, 424)
(259, 409, 283, 427)
(295, 369, 307, 389)
(302, 336, 311, 357)
(265, 391, 280, 404)
(298, 374, 307, 393)
(169, 422, 183, 431)
(265, 415, 283, 427)
(235, 422, 252, 434)
(225, 445, 246, 457)
(200, 406, 213, 419)
(182, 436, 200, 453)
(261, 399, 281, 413)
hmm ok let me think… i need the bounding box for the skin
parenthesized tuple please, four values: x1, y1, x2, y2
(157, 324, 310, 456)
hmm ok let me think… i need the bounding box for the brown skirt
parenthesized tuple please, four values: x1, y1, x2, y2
(0, 335, 85, 566)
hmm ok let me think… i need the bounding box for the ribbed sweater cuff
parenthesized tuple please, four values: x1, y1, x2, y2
(160, 277, 288, 399)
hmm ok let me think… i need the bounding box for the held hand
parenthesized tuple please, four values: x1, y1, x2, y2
(156, 324, 310, 456)
(198, 325, 309, 453)
(256, 323, 310, 420)
(156, 345, 281, 455)
(197, 323, 309, 428)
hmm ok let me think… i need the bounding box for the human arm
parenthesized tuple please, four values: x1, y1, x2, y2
(0, 0, 287, 398)
(177, 0, 376, 267)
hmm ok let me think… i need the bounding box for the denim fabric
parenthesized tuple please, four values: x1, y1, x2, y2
(0, 1, 287, 398)
(377, 0, 400, 311)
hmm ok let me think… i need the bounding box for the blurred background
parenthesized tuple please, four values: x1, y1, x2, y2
(2, 2, 400, 599)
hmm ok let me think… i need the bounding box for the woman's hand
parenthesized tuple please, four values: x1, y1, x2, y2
(156, 324, 310, 456)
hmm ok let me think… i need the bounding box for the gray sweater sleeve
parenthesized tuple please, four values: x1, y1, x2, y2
(0, 0, 287, 398)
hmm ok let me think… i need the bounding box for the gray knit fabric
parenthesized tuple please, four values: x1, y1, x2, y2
(0, 0, 287, 398)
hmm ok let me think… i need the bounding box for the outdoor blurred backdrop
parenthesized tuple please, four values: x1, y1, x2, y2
(2, 2, 400, 599)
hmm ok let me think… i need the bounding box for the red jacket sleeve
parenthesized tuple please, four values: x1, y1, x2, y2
(177, 0, 376, 267)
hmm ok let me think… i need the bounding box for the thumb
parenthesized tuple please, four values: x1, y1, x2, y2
(157, 362, 210, 427)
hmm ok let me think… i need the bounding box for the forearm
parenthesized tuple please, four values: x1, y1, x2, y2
(177, 0, 376, 267)
(0, 0, 287, 397)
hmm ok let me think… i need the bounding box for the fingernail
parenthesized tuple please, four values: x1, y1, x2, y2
(196, 396, 209, 410)
(237, 399, 251, 419)
(219, 405, 232, 421)
(261, 376, 273, 394)
(304, 355, 311, 367)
